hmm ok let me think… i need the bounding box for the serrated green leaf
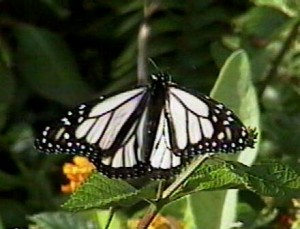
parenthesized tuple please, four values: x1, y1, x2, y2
(182, 163, 245, 194)
(183, 161, 300, 199)
(62, 173, 157, 211)
(232, 161, 300, 198)
(14, 25, 93, 105)
(29, 212, 97, 229)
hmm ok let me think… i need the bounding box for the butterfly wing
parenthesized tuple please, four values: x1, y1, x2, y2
(35, 86, 152, 178)
(35, 76, 255, 179)
(165, 85, 254, 156)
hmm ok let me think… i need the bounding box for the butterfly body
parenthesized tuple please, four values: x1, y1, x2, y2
(35, 73, 255, 179)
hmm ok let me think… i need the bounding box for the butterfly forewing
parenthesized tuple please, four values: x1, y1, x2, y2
(167, 86, 250, 155)
(35, 87, 149, 160)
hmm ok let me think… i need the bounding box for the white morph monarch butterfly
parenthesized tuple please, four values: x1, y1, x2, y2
(35, 73, 256, 179)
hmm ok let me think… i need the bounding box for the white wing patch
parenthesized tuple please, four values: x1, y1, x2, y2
(112, 148, 123, 168)
(75, 119, 96, 139)
(200, 118, 214, 138)
(169, 87, 215, 149)
(75, 88, 146, 150)
(89, 88, 145, 117)
(100, 117, 143, 168)
(170, 87, 209, 117)
(54, 127, 66, 140)
(87, 113, 111, 144)
(169, 96, 188, 149)
(124, 137, 137, 167)
(150, 110, 181, 169)
(188, 112, 202, 144)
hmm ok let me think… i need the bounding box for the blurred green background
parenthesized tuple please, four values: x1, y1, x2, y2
(0, 0, 300, 228)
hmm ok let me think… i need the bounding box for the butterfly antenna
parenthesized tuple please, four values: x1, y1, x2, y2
(148, 58, 160, 72)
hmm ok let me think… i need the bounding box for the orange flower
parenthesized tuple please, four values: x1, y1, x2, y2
(61, 156, 96, 194)
(128, 215, 185, 229)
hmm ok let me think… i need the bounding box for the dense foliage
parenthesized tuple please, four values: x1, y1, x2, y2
(0, 0, 300, 228)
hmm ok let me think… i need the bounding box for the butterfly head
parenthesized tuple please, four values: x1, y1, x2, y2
(151, 73, 171, 84)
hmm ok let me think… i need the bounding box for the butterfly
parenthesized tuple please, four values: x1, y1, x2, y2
(35, 73, 256, 179)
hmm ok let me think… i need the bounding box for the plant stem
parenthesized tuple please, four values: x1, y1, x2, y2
(162, 154, 211, 200)
(156, 180, 165, 200)
(258, 20, 300, 98)
(137, 0, 152, 85)
(137, 155, 210, 228)
(104, 207, 115, 229)
(137, 0, 160, 85)
(137, 204, 162, 229)
(137, 21, 150, 85)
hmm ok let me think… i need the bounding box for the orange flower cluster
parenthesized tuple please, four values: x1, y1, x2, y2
(128, 215, 185, 229)
(61, 156, 96, 194)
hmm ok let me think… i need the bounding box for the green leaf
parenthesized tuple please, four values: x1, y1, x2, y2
(161, 197, 188, 219)
(211, 50, 260, 164)
(234, 161, 300, 198)
(62, 173, 156, 211)
(90, 209, 127, 229)
(14, 25, 93, 105)
(183, 160, 300, 198)
(253, 0, 300, 16)
(0, 62, 15, 131)
(29, 212, 97, 229)
(182, 163, 245, 193)
(242, 6, 290, 41)
(182, 50, 260, 229)
(210, 50, 259, 229)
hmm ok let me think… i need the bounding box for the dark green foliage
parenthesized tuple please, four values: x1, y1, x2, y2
(14, 25, 93, 105)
